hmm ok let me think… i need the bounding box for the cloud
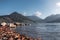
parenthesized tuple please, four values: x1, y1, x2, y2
(34, 11, 42, 17)
(51, 8, 60, 15)
(23, 12, 27, 16)
(51, 2, 60, 15)
(55, 9, 60, 14)
(56, 2, 60, 7)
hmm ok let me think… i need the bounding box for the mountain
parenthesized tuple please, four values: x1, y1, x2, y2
(44, 14, 60, 23)
(0, 12, 34, 23)
(0, 12, 60, 23)
(27, 14, 60, 23)
(27, 16, 43, 23)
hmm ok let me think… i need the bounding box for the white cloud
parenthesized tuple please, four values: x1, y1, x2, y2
(55, 9, 60, 14)
(34, 11, 42, 17)
(23, 12, 27, 16)
(51, 8, 60, 15)
(56, 2, 60, 7)
(51, 2, 60, 15)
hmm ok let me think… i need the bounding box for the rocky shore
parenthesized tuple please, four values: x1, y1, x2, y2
(0, 25, 41, 40)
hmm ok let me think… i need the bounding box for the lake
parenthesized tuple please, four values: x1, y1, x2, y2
(15, 23, 60, 40)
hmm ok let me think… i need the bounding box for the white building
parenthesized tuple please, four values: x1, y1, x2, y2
(9, 23, 16, 28)
(1, 22, 7, 26)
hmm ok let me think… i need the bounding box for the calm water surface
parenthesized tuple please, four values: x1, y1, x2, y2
(16, 23, 60, 40)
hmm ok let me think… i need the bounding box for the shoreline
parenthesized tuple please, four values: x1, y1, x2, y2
(0, 25, 41, 40)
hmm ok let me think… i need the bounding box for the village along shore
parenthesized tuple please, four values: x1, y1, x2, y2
(0, 22, 41, 40)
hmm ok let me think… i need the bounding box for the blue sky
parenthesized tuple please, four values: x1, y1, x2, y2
(0, 0, 60, 19)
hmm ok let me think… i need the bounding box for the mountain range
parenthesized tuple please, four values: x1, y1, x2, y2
(0, 12, 60, 23)
(44, 14, 60, 23)
(0, 12, 34, 23)
(27, 16, 43, 23)
(27, 14, 60, 23)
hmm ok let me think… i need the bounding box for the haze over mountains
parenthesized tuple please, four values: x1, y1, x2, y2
(0, 12, 60, 23)
(27, 14, 60, 23)
(44, 14, 60, 23)
(27, 16, 43, 23)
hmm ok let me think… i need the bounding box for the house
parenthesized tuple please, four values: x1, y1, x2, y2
(9, 23, 16, 28)
(15, 22, 20, 26)
(1, 22, 7, 26)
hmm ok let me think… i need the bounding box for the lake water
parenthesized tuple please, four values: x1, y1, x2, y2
(16, 23, 60, 40)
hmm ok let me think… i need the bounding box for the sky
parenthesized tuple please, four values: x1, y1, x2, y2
(0, 0, 60, 19)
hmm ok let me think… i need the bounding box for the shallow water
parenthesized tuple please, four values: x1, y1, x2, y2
(16, 23, 60, 40)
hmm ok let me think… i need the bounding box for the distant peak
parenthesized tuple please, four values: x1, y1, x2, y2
(10, 12, 20, 15)
(12, 11, 18, 13)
